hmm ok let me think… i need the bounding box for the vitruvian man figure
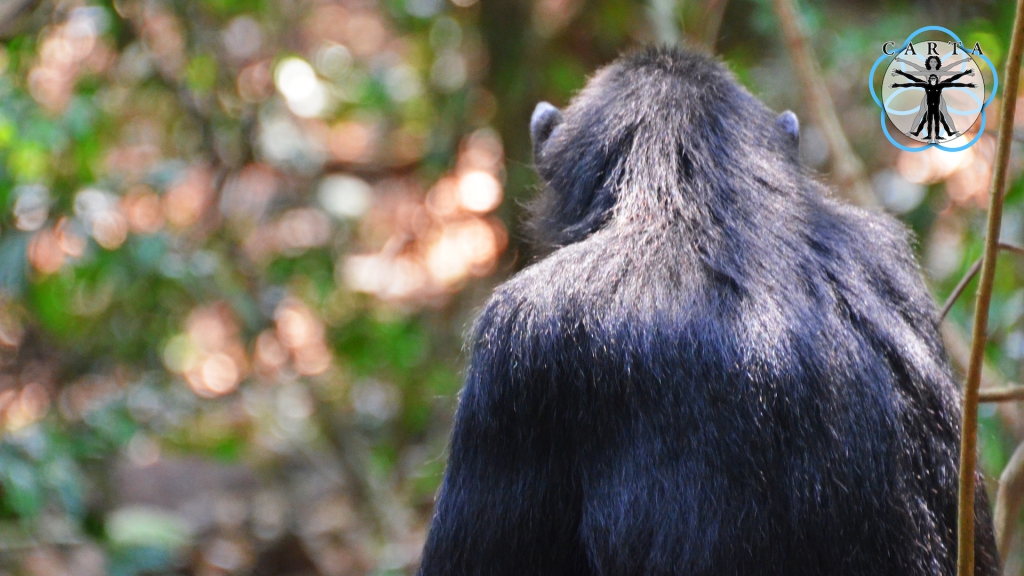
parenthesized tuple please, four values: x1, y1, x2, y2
(894, 54, 973, 79)
(890, 68, 976, 141)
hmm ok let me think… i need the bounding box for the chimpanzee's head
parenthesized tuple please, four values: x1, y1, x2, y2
(929, 74, 939, 85)
(526, 46, 802, 251)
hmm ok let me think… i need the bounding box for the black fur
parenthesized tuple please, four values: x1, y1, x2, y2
(417, 46, 999, 576)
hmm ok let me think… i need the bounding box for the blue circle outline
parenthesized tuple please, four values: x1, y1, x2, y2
(868, 25, 998, 152)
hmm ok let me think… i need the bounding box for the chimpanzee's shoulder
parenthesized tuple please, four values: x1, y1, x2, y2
(480, 231, 676, 336)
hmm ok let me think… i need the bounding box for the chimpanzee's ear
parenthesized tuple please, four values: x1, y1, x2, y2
(776, 110, 800, 155)
(531, 102, 562, 160)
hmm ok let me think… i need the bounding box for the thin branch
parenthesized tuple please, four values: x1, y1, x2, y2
(942, 323, 1024, 440)
(998, 242, 1024, 257)
(957, 0, 1024, 572)
(942, 259, 983, 321)
(995, 440, 1024, 558)
(979, 386, 1024, 403)
(771, 0, 876, 207)
(311, 391, 411, 543)
(940, 243, 1024, 321)
(646, 0, 682, 45)
(700, 0, 728, 52)
(0, 0, 42, 39)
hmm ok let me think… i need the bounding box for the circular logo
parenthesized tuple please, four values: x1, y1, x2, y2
(870, 27, 997, 152)
(881, 42, 985, 144)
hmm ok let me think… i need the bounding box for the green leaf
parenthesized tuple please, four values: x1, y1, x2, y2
(107, 506, 193, 550)
(0, 452, 41, 518)
(8, 143, 48, 182)
(185, 55, 219, 94)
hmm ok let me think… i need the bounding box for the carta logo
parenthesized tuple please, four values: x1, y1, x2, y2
(869, 27, 997, 152)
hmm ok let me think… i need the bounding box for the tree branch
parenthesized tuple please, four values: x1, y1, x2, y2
(0, 0, 43, 39)
(979, 386, 1024, 403)
(940, 243, 1024, 321)
(996, 440, 1024, 558)
(311, 391, 411, 543)
(771, 0, 876, 207)
(646, 0, 682, 46)
(997, 242, 1024, 257)
(957, 0, 1024, 572)
(700, 0, 728, 52)
(942, 323, 1024, 439)
(942, 259, 983, 321)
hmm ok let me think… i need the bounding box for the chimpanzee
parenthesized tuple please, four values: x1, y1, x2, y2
(417, 46, 999, 576)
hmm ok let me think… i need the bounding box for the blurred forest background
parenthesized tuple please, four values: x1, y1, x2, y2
(0, 0, 1022, 574)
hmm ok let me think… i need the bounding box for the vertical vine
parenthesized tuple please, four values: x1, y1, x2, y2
(958, 1, 1024, 573)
